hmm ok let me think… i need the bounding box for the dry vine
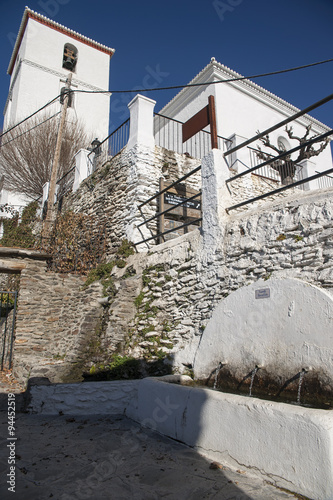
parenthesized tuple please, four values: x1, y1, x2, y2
(47, 211, 106, 274)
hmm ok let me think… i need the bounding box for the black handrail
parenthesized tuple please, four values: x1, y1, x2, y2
(227, 129, 333, 184)
(224, 92, 333, 157)
(56, 164, 75, 184)
(226, 167, 333, 212)
(138, 165, 201, 208)
(134, 217, 202, 246)
(88, 117, 130, 157)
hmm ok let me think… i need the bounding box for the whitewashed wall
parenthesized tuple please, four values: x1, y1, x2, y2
(194, 278, 333, 381)
(159, 59, 332, 174)
(26, 378, 333, 500)
(4, 17, 111, 141)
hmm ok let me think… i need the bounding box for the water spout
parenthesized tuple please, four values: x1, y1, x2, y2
(249, 365, 261, 397)
(213, 361, 226, 390)
(297, 368, 307, 405)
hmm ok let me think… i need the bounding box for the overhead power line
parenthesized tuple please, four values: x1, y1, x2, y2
(74, 57, 333, 94)
(1, 57, 332, 141)
(0, 112, 61, 147)
(0, 94, 61, 140)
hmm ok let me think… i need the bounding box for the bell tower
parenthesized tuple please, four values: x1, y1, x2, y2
(3, 7, 115, 141)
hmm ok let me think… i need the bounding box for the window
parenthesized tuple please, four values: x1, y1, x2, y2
(62, 43, 78, 72)
(277, 136, 290, 152)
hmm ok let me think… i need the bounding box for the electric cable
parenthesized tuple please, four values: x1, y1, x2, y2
(73, 57, 333, 94)
(1, 56, 333, 142)
(0, 112, 61, 147)
(0, 94, 61, 139)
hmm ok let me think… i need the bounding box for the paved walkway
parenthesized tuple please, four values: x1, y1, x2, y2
(0, 410, 301, 500)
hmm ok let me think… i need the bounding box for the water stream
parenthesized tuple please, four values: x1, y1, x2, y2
(297, 369, 306, 405)
(249, 366, 259, 397)
(213, 362, 223, 390)
(197, 364, 332, 409)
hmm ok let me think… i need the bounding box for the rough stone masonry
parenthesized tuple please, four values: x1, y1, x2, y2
(8, 142, 333, 385)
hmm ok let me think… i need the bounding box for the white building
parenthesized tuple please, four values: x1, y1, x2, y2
(3, 7, 114, 142)
(156, 58, 333, 183)
(0, 188, 29, 213)
(0, 187, 31, 239)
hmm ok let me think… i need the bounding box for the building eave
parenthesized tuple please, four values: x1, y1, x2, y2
(159, 58, 331, 134)
(7, 6, 115, 75)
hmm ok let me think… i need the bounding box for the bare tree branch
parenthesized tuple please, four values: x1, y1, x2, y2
(0, 113, 90, 199)
(285, 124, 312, 143)
(256, 125, 329, 184)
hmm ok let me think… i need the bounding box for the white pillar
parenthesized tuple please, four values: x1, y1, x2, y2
(73, 149, 94, 192)
(42, 182, 49, 206)
(127, 94, 156, 150)
(298, 159, 318, 191)
(43, 181, 59, 204)
(0, 188, 9, 205)
(201, 149, 231, 260)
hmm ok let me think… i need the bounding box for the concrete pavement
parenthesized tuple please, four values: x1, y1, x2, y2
(0, 412, 301, 500)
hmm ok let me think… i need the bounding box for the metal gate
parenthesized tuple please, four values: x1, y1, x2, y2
(0, 291, 18, 370)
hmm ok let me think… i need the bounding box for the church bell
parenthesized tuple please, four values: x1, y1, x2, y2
(63, 45, 77, 71)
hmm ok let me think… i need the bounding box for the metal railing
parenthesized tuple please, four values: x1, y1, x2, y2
(134, 165, 202, 246)
(248, 147, 281, 182)
(108, 118, 130, 157)
(55, 119, 131, 202)
(0, 291, 17, 370)
(248, 147, 305, 187)
(56, 163, 75, 201)
(227, 166, 333, 213)
(224, 90, 333, 212)
(226, 129, 333, 212)
(154, 113, 230, 159)
(317, 171, 333, 189)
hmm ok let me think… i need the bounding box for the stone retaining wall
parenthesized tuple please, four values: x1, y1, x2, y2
(6, 145, 333, 385)
(61, 144, 201, 253)
(13, 259, 103, 384)
(116, 187, 333, 371)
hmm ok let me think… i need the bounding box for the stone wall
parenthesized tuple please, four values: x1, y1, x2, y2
(61, 144, 201, 253)
(36, 177, 332, 381)
(7, 141, 333, 385)
(27, 380, 139, 416)
(61, 139, 304, 255)
(13, 258, 103, 384)
(109, 187, 333, 374)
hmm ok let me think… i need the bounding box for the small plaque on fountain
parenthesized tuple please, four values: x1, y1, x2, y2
(255, 288, 270, 299)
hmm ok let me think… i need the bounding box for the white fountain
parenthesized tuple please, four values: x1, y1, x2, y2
(27, 277, 333, 500)
(137, 277, 333, 500)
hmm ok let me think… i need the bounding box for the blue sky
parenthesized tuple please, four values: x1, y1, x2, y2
(1, 0, 333, 135)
